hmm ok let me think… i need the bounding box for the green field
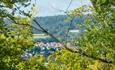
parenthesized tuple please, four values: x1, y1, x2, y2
(33, 34, 50, 39)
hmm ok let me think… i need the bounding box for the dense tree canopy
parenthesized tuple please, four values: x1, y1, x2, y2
(0, 0, 33, 69)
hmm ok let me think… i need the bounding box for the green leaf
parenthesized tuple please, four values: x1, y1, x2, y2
(3, 0, 13, 8)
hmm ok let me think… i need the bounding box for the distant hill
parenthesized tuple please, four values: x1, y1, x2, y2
(32, 15, 84, 36)
(4, 15, 84, 36)
(4, 15, 85, 41)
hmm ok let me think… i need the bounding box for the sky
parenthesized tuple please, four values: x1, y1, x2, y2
(29, 0, 92, 17)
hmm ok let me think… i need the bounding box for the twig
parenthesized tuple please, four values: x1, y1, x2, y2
(11, 3, 114, 64)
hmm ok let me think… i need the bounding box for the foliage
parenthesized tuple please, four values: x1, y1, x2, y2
(0, 0, 46, 70)
(0, 18, 33, 69)
(72, 0, 115, 69)
(0, 0, 33, 70)
(0, 0, 115, 70)
(47, 49, 115, 70)
(16, 55, 47, 70)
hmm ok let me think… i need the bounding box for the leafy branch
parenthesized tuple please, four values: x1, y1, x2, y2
(11, 4, 114, 64)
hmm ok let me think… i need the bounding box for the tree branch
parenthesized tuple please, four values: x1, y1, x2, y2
(12, 4, 114, 64)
